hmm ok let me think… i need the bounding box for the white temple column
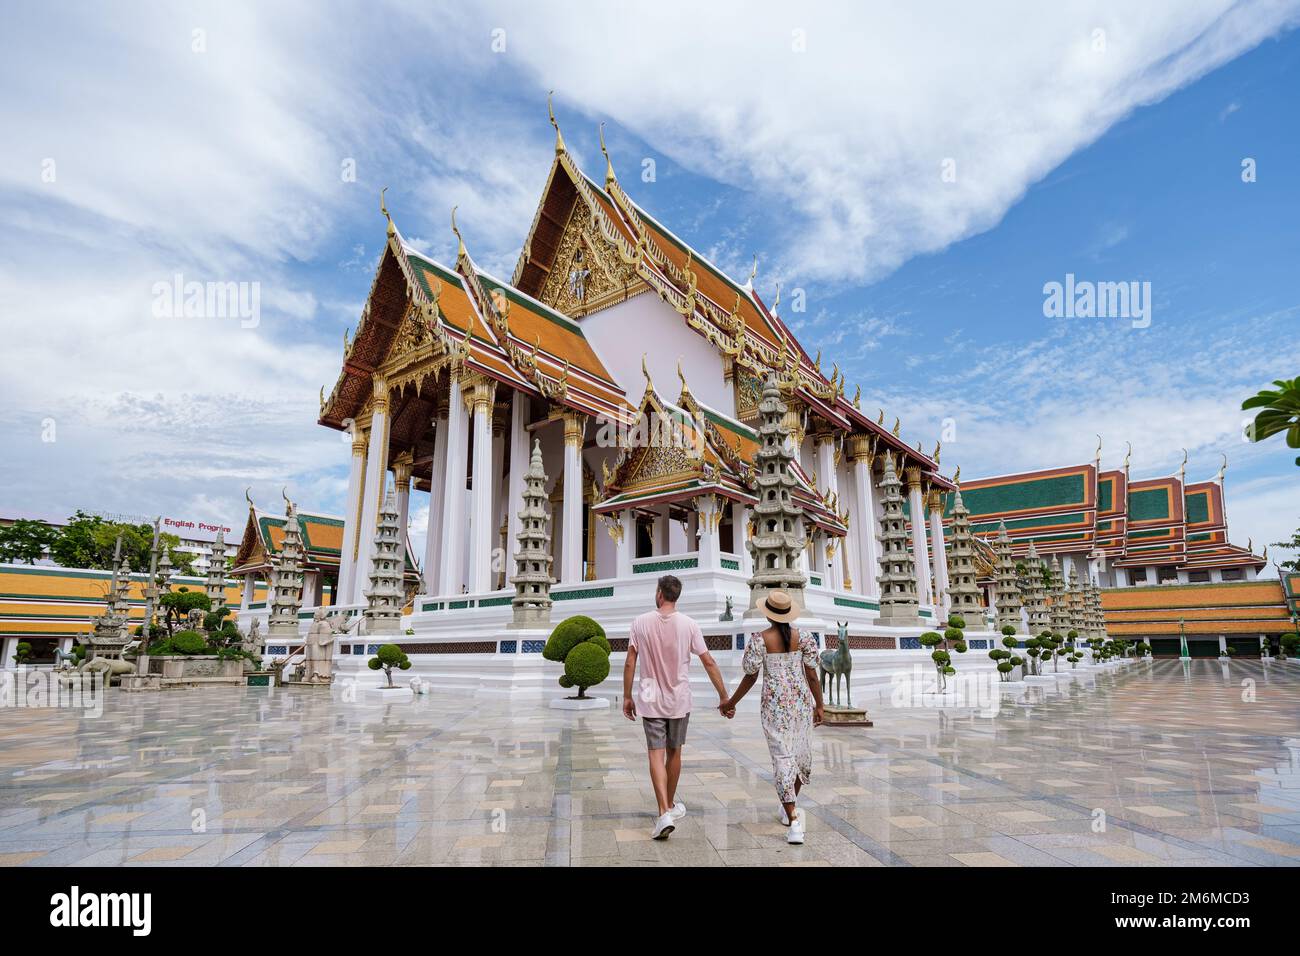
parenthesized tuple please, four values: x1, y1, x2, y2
(848, 437, 880, 597)
(695, 495, 721, 569)
(437, 370, 469, 595)
(338, 423, 367, 603)
(506, 395, 529, 561)
(905, 467, 933, 607)
(240, 571, 256, 608)
(616, 510, 635, 578)
(393, 452, 413, 556)
(561, 412, 585, 583)
(466, 375, 496, 593)
(927, 489, 950, 612)
(655, 506, 672, 556)
(733, 501, 752, 575)
(421, 408, 448, 593)
(353, 378, 390, 604)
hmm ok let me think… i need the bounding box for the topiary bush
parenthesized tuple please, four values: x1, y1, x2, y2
(170, 630, 209, 655)
(368, 644, 411, 687)
(546, 615, 611, 698)
(13, 641, 32, 665)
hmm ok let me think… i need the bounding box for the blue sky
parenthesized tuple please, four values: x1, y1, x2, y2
(1, 1, 1297, 568)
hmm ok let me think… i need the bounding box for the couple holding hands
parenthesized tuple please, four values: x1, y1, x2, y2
(622, 575, 825, 844)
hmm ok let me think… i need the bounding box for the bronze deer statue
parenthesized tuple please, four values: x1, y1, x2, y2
(818, 621, 853, 707)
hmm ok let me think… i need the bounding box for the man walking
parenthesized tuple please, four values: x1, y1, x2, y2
(622, 574, 730, 839)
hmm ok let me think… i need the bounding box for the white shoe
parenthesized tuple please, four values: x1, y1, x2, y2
(651, 812, 675, 840)
(787, 812, 805, 845)
(669, 801, 687, 821)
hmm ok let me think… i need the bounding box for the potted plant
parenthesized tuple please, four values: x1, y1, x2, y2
(12, 641, 32, 666)
(543, 615, 611, 700)
(368, 644, 411, 688)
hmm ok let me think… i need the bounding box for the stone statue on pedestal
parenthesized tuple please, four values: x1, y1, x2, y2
(303, 608, 352, 683)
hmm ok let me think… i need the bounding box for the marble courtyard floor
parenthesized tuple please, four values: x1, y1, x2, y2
(0, 659, 1298, 867)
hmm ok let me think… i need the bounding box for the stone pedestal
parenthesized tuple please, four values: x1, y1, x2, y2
(821, 705, 872, 727)
(549, 695, 611, 711)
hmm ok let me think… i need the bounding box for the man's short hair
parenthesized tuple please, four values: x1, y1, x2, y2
(657, 575, 683, 603)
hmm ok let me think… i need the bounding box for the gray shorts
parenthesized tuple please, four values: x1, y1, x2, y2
(642, 714, 690, 750)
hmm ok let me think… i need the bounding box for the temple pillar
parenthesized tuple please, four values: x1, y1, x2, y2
(421, 406, 449, 593)
(695, 495, 721, 569)
(561, 412, 585, 583)
(927, 489, 950, 613)
(905, 467, 933, 606)
(848, 437, 879, 598)
(240, 572, 256, 609)
(733, 501, 752, 575)
(505, 394, 529, 581)
(655, 506, 672, 556)
(437, 370, 469, 595)
(353, 378, 390, 604)
(338, 424, 367, 603)
(615, 510, 635, 577)
(393, 452, 413, 556)
(466, 375, 496, 593)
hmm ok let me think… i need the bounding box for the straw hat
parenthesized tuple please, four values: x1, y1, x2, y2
(760, 589, 802, 623)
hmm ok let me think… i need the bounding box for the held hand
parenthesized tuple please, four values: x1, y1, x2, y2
(717, 699, 735, 719)
(622, 697, 636, 721)
(813, 705, 825, 727)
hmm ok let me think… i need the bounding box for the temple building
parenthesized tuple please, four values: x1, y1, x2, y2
(939, 448, 1294, 656)
(296, 105, 961, 654)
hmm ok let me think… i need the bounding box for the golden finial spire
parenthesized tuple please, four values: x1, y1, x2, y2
(245, 487, 255, 509)
(1094, 434, 1102, 464)
(547, 90, 566, 155)
(953, 465, 961, 486)
(1123, 441, 1132, 475)
(853, 385, 861, 408)
(746, 255, 758, 289)
(676, 356, 689, 395)
(450, 205, 466, 260)
(877, 408, 885, 426)
(282, 487, 294, 513)
(641, 353, 653, 391)
(380, 186, 395, 236)
(1217, 453, 1227, 483)
(933, 441, 941, 464)
(599, 122, 616, 189)
(1177, 447, 1187, 483)
(892, 417, 900, 437)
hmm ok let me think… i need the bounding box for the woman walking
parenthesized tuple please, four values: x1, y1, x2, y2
(721, 590, 824, 844)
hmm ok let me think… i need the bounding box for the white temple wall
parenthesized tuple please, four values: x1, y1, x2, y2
(579, 294, 730, 413)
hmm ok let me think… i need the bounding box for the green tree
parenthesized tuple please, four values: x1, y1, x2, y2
(1242, 378, 1300, 465)
(47, 511, 194, 574)
(1271, 526, 1300, 572)
(545, 615, 611, 698)
(368, 644, 411, 687)
(0, 519, 58, 564)
(158, 587, 211, 635)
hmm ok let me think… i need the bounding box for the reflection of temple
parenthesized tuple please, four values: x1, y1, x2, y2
(302, 105, 965, 654)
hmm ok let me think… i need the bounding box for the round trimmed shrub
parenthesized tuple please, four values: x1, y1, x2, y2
(947, 614, 966, 630)
(543, 615, 606, 662)
(563, 641, 610, 698)
(171, 630, 207, 655)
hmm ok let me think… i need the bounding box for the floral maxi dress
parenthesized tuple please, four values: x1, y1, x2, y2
(742, 630, 817, 803)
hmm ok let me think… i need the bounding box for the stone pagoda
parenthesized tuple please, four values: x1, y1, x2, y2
(267, 499, 305, 637)
(88, 537, 133, 658)
(1066, 566, 1086, 637)
(363, 486, 405, 636)
(1047, 554, 1070, 635)
(205, 529, 228, 612)
(509, 439, 554, 628)
(944, 488, 984, 626)
(1086, 579, 1108, 641)
(992, 521, 1024, 634)
(875, 452, 920, 626)
(1021, 541, 1051, 634)
(745, 375, 808, 618)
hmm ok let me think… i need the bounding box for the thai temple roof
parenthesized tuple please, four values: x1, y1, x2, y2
(317, 102, 952, 504)
(941, 456, 1264, 571)
(229, 503, 419, 577)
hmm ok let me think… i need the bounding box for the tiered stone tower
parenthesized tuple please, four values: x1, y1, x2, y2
(268, 500, 305, 637)
(1022, 541, 1051, 633)
(992, 521, 1024, 634)
(1047, 554, 1070, 635)
(875, 453, 920, 626)
(944, 489, 984, 626)
(1066, 567, 1085, 636)
(1087, 579, 1108, 641)
(205, 529, 228, 612)
(89, 538, 133, 657)
(509, 439, 554, 628)
(363, 487, 404, 635)
(745, 375, 807, 617)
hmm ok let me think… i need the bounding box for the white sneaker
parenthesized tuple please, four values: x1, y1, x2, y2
(669, 801, 687, 820)
(651, 812, 676, 840)
(787, 812, 805, 845)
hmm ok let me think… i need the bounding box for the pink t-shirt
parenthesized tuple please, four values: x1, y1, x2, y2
(629, 609, 708, 719)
